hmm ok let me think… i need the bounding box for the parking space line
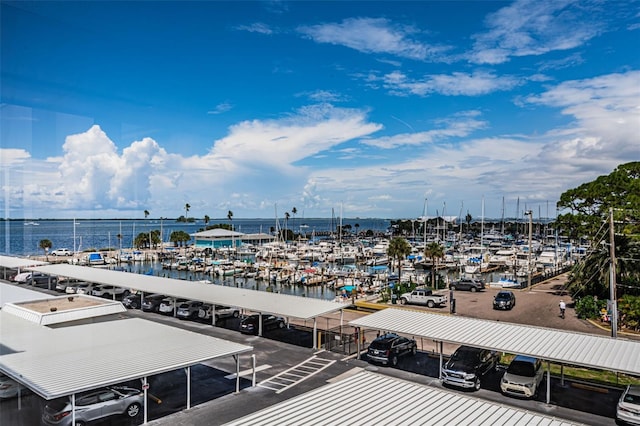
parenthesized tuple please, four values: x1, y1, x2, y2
(258, 356, 336, 394)
(224, 364, 272, 379)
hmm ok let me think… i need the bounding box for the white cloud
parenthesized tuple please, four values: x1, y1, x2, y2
(298, 17, 447, 60)
(362, 112, 488, 149)
(469, 0, 604, 64)
(207, 102, 233, 114)
(374, 70, 522, 97)
(0, 148, 30, 166)
(235, 23, 274, 35)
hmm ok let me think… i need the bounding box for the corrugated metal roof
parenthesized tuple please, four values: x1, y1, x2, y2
(0, 255, 48, 269)
(30, 264, 343, 319)
(0, 312, 252, 399)
(224, 370, 583, 426)
(192, 229, 245, 237)
(350, 308, 640, 376)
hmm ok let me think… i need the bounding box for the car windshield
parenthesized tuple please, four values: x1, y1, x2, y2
(369, 340, 391, 350)
(507, 360, 537, 377)
(496, 292, 511, 300)
(624, 389, 640, 404)
(451, 347, 480, 362)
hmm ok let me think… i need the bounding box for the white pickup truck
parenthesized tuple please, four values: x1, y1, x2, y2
(399, 288, 447, 308)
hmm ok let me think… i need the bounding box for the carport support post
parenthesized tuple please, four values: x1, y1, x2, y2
(313, 317, 318, 349)
(439, 341, 443, 379)
(356, 327, 361, 359)
(546, 361, 551, 404)
(143, 376, 148, 423)
(252, 354, 257, 386)
(185, 366, 191, 409)
(71, 393, 76, 426)
(560, 365, 565, 386)
(235, 354, 240, 393)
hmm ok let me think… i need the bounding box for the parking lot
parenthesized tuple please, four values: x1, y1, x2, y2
(1, 275, 635, 425)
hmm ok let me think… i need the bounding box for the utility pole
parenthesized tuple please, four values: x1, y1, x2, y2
(525, 210, 533, 291)
(609, 208, 618, 338)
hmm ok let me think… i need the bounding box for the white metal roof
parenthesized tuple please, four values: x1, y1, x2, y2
(0, 281, 49, 306)
(30, 263, 343, 319)
(2, 294, 126, 325)
(350, 308, 640, 376)
(191, 229, 245, 238)
(0, 311, 252, 399)
(224, 370, 583, 426)
(0, 255, 48, 269)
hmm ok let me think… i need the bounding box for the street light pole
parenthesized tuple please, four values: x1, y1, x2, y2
(525, 210, 533, 291)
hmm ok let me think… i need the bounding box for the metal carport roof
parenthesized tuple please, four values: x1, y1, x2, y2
(0, 310, 253, 400)
(224, 370, 583, 426)
(0, 255, 47, 270)
(350, 308, 640, 376)
(29, 263, 343, 319)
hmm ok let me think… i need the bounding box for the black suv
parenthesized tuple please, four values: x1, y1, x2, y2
(449, 278, 485, 292)
(239, 314, 285, 334)
(367, 333, 417, 366)
(141, 294, 165, 312)
(493, 290, 516, 310)
(441, 345, 498, 390)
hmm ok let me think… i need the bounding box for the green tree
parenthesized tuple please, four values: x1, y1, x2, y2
(39, 239, 52, 259)
(424, 242, 445, 288)
(284, 212, 290, 240)
(465, 212, 472, 233)
(557, 161, 640, 239)
(184, 203, 191, 220)
(387, 237, 411, 285)
(144, 210, 149, 219)
(291, 207, 297, 235)
(204, 215, 210, 226)
(169, 230, 191, 247)
(227, 210, 233, 229)
(355, 223, 360, 236)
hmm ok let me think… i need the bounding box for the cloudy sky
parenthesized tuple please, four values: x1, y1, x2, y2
(1, 0, 639, 221)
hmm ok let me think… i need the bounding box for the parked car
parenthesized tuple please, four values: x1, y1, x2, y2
(500, 355, 544, 398)
(91, 285, 129, 298)
(50, 248, 72, 256)
(198, 304, 240, 322)
(176, 300, 204, 320)
(75, 283, 97, 295)
(122, 292, 145, 309)
(42, 386, 143, 426)
(158, 298, 187, 315)
(56, 278, 85, 293)
(367, 333, 417, 366)
(449, 278, 485, 292)
(239, 314, 285, 334)
(141, 294, 166, 312)
(12, 271, 57, 286)
(0, 373, 29, 399)
(64, 281, 93, 294)
(441, 345, 499, 390)
(493, 290, 516, 310)
(616, 384, 640, 426)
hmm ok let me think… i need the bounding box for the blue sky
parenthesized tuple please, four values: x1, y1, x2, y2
(1, 0, 639, 221)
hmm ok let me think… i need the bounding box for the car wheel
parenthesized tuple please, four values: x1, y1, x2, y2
(233, 311, 240, 318)
(73, 421, 86, 426)
(400, 298, 407, 305)
(131, 302, 138, 309)
(278, 321, 285, 329)
(470, 287, 477, 293)
(427, 300, 435, 308)
(125, 402, 141, 418)
(391, 355, 399, 366)
(474, 379, 481, 391)
(450, 286, 456, 291)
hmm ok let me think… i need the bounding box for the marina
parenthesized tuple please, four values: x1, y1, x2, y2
(2, 218, 581, 302)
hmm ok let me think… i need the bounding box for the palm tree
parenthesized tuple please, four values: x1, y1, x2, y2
(355, 223, 360, 236)
(284, 212, 290, 241)
(291, 207, 297, 235)
(227, 210, 233, 228)
(424, 242, 445, 288)
(185, 203, 191, 220)
(144, 210, 149, 219)
(204, 215, 210, 226)
(387, 237, 411, 285)
(39, 239, 52, 260)
(465, 212, 472, 233)
(116, 233, 123, 250)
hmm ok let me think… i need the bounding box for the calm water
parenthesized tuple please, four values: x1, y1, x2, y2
(1, 218, 392, 256)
